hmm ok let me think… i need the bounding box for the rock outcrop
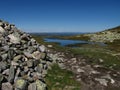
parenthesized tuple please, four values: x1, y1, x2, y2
(0, 20, 55, 90)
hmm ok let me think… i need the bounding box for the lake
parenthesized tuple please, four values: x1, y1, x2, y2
(30, 32, 106, 47)
(44, 38, 106, 47)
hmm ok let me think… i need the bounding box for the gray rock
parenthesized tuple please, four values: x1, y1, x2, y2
(77, 68, 85, 73)
(47, 45, 53, 48)
(36, 64, 43, 73)
(0, 26, 5, 33)
(11, 61, 19, 66)
(8, 34, 20, 44)
(33, 60, 40, 67)
(8, 49, 15, 60)
(2, 45, 9, 51)
(15, 79, 27, 90)
(32, 51, 42, 60)
(24, 52, 33, 58)
(0, 22, 3, 26)
(39, 45, 46, 52)
(40, 53, 46, 59)
(2, 82, 13, 90)
(5, 25, 11, 30)
(95, 78, 108, 86)
(0, 61, 7, 70)
(0, 74, 4, 83)
(28, 83, 37, 90)
(35, 80, 47, 90)
(27, 60, 33, 67)
(8, 66, 15, 83)
(24, 66, 29, 73)
(2, 69, 9, 75)
(1, 53, 8, 60)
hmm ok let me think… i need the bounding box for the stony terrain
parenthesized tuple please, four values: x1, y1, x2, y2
(76, 26, 120, 43)
(0, 20, 62, 90)
(48, 49, 120, 90)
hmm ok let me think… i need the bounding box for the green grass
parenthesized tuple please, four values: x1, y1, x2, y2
(45, 64, 80, 90)
(71, 47, 120, 69)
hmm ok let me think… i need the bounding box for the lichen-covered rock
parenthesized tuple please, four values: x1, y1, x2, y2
(36, 80, 47, 90)
(15, 79, 28, 90)
(8, 66, 15, 83)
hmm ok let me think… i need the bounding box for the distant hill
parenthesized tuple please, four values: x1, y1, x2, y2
(47, 25, 120, 43)
(104, 26, 120, 33)
(83, 25, 120, 43)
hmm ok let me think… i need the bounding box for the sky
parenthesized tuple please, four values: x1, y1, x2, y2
(0, 0, 120, 32)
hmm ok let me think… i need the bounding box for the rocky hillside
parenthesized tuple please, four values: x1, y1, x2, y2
(84, 26, 120, 43)
(0, 20, 60, 90)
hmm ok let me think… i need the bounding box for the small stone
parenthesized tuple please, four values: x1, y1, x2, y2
(0, 61, 7, 70)
(95, 78, 108, 86)
(47, 45, 53, 48)
(77, 68, 84, 73)
(0, 22, 3, 26)
(36, 64, 43, 73)
(1, 53, 8, 61)
(24, 66, 29, 73)
(2, 45, 9, 51)
(32, 51, 41, 60)
(40, 53, 46, 59)
(0, 74, 4, 83)
(33, 60, 40, 67)
(5, 25, 11, 30)
(8, 66, 15, 83)
(11, 61, 19, 66)
(2, 82, 13, 90)
(2, 69, 9, 75)
(13, 55, 22, 61)
(8, 34, 20, 44)
(39, 45, 46, 52)
(27, 60, 33, 67)
(28, 83, 37, 90)
(24, 52, 33, 58)
(15, 79, 27, 90)
(0, 26, 5, 33)
(99, 58, 104, 63)
(8, 49, 15, 60)
(35, 80, 47, 90)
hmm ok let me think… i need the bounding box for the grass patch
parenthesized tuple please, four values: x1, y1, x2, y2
(71, 47, 120, 69)
(45, 64, 81, 90)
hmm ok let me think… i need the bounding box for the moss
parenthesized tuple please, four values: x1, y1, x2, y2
(45, 64, 80, 90)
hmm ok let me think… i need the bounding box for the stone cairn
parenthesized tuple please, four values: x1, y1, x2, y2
(0, 20, 54, 90)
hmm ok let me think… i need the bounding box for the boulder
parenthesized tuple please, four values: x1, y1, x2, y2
(2, 82, 13, 90)
(35, 80, 47, 90)
(15, 79, 28, 90)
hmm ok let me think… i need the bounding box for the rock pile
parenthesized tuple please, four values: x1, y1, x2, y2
(0, 20, 53, 90)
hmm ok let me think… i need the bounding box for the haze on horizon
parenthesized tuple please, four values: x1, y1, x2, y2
(0, 0, 120, 32)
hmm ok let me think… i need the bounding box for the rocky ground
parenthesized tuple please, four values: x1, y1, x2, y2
(48, 48, 120, 90)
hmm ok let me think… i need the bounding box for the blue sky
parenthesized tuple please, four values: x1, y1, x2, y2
(0, 0, 120, 32)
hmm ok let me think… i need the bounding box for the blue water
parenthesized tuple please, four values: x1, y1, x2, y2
(44, 38, 88, 46)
